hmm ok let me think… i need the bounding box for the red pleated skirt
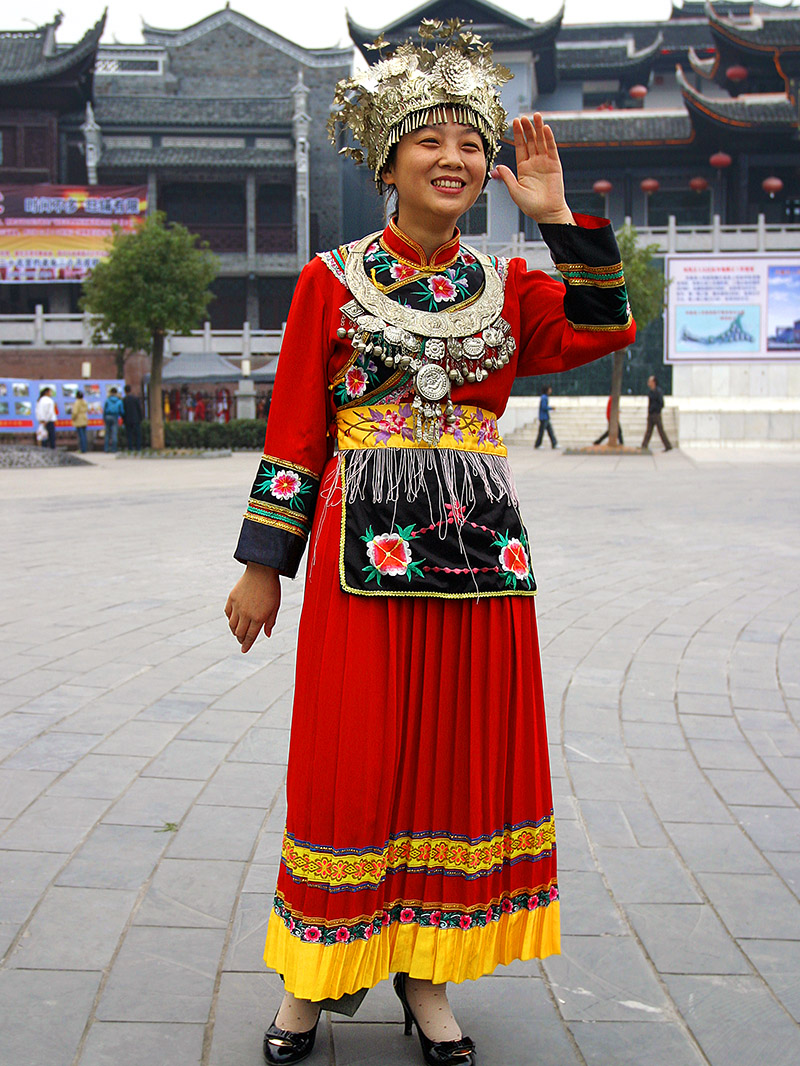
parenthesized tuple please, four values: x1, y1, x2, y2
(264, 460, 560, 1001)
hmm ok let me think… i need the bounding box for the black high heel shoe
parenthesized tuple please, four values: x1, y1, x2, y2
(262, 1009, 320, 1065)
(393, 973, 476, 1065)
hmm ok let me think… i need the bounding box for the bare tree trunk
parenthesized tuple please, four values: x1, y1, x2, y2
(149, 331, 165, 450)
(608, 349, 626, 447)
(115, 347, 127, 380)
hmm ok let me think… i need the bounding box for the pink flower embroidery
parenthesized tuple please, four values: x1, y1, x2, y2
(429, 910, 442, 926)
(344, 366, 369, 398)
(363, 924, 373, 940)
(484, 907, 494, 924)
(366, 532, 412, 577)
(400, 908, 416, 924)
(288, 918, 296, 932)
(459, 914, 472, 930)
(373, 405, 413, 444)
(477, 416, 500, 446)
(445, 501, 466, 527)
(461, 251, 476, 265)
(527, 895, 539, 910)
(429, 275, 457, 302)
(270, 470, 301, 500)
(499, 539, 529, 580)
(335, 927, 351, 943)
(549, 885, 559, 901)
(501, 898, 513, 913)
(303, 926, 322, 942)
(391, 262, 416, 281)
(381, 912, 390, 926)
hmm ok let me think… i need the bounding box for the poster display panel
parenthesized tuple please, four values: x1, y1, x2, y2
(666, 255, 800, 363)
(0, 185, 147, 283)
(0, 379, 124, 434)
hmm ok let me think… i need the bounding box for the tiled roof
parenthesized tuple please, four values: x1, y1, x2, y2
(556, 34, 662, 77)
(709, 8, 800, 48)
(529, 110, 693, 147)
(95, 97, 293, 129)
(0, 14, 105, 85)
(99, 145, 295, 169)
(676, 66, 798, 130)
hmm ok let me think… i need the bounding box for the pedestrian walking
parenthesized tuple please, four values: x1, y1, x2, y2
(594, 395, 623, 445)
(35, 387, 57, 449)
(641, 375, 673, 451)
(103, 387, 123, 453)
(71, 390, 89, 453)
(123, 385, 144, 451)
(535, 385, 558, 448)
(225, 19, 635, 1066)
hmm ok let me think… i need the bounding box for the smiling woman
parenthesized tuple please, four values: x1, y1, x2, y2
(224, 17, 635, 1066)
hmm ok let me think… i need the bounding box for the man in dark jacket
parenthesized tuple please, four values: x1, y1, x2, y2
(123, 385, 144, 452)
(534, 386, 558, 449)
(641, 376, 673, 451)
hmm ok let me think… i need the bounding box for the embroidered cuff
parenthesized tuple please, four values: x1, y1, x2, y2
(234, 454, 320, 578)
(539, 214, 632, 333)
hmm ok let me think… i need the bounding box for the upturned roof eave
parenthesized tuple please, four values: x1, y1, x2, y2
(0, 11, 105, 86)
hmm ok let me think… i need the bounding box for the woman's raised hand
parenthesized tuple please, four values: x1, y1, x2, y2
(224, 563, 281, 653)
(491, 113, 574, 225)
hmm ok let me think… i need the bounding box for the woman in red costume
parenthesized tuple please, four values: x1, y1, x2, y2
(226, 20, 634, 1066)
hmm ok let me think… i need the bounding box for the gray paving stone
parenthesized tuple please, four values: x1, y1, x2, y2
(135, 858, 245, 928)
(0, 767, 58, 818)
(688, 738, 763, 772)
(680, 714, 743, 741)
(0, 795, 108, 852)
(557, 869, 627, 936)
(56, 823, 169, 889)
(141, 738, 233, 779)
(763, 756, 800, 789)
(567, 763, 642, 803)
(46, 753, 148, 799)
(543, 935, 671, 1021)
(242, 863, 279, 895)
(50, 702, 137, 734)
(629, 749, 732, 823)
(136, 695, 212, 723)
(1, 728, 101, 773)
(179, 708, 262, 741)
(568, 1021, 706, 1066)
(695, 871, 800, 940)
(551, 816, 595, 871)
(765, 851, 800, 898)
(0, 969, 102, 1066)
(198, 760, 285, 808)
(706, 767, 795, 807)
(626, 903, 751, 975)
(224, 891, 270, 971)
(77, 1021, 206, 1066)
(0, 849, 65, 924)
(0, 710, 63, 748)
(665, 974, 800, 1066)
(664, 821, 769, 875)
(677, 693, 732, 717)
(93, 719, 183, 757)
(252, 831, 283, 866)
(102, 776, 203, 827)
(738, 939, 800, 1023)
(6, 885, 137, 970)
(622, 721, 687, 749)
(730, 805, 800, 852)
(207, 971, 311, 1066)
(594, 847, 701, 904)
(229, 726, 291, 764)
(164, 802, 266, 860)
(96, 926, 227, 1022)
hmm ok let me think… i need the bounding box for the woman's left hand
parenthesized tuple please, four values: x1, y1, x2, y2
(492, 113, 574, 225)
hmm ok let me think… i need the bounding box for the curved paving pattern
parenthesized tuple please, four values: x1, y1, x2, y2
(0, 447, 798, 1066)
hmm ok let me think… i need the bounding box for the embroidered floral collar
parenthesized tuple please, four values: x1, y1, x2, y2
(381, 218, 460, 271)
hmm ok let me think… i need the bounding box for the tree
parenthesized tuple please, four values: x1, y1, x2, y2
(81, 212, 218, 449)
(607, 224, 669, 447)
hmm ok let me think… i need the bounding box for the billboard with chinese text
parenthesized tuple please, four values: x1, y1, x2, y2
(0, 185, 147, 283)
(666, 255, 800, 362)
(0, 378, 124, 434)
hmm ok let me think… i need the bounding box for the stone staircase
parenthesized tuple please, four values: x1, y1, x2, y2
(502, 396, 679, 449)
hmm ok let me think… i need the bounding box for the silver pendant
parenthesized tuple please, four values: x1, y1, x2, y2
(415, 363, 449, 402)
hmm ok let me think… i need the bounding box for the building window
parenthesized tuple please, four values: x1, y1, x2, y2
(648, 189, 710, 227)
(461, 191, 487, 235)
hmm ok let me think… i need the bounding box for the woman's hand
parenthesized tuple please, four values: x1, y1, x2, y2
(492, 113, 574, 225)
(224, 562, 281, 653)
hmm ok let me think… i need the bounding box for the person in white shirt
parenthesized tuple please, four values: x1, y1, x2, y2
(36, 387, 57, 449)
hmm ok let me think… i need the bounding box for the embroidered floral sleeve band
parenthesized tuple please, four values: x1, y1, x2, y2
(235, 454, 321, 577)
(538, 213, 632, 333)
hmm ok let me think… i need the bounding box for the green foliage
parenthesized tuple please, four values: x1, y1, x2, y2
(81, 212, 219, 353)
(617, 223, 669, 333)
(125, 419, 268, 450)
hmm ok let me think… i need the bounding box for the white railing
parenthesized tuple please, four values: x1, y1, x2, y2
(464, 213, 800, 264)
(0, 309, 283, 355)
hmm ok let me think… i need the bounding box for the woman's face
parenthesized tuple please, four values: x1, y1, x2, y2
(382, 117, 486, 229)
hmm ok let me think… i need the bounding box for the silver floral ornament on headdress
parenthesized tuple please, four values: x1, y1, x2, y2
(328, 19, 511, 187)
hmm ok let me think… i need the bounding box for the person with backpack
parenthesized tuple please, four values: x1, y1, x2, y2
(103, 387, 124, 453)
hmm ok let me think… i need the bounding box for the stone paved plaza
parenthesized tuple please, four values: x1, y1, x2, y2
(1, 445, 799, 1066)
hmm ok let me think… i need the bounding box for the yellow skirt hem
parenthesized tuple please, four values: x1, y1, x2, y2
(263, 901, 560, 1002)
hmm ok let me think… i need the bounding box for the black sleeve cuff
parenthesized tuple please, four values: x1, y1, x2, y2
(234, 520, 307, 579)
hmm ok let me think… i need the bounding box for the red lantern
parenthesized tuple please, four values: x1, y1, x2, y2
(629, 84, 648, 99)
(762, 176, 784, 198)
(689, 176, 709, 192)
(640, 178, 660, 193)
(710, 151, 732, 169)
(593, 179, 613, 195)
(726, 65, 748, 83)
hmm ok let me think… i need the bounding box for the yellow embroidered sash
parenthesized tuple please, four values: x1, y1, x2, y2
(336, 403, 506, 456)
